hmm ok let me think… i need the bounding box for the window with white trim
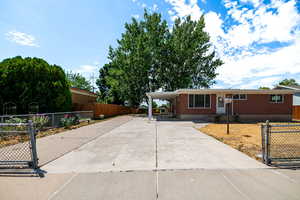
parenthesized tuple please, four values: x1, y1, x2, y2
(270, 94, 283, 103)
(233, 94, 247, 100)
(188, 94, 211, 108)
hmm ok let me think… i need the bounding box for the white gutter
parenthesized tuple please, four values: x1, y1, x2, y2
(276, 85, 300, 90)
(175, 89, 297, 94)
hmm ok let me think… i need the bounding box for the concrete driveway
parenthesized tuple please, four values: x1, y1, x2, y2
(1, 117, 300, 200)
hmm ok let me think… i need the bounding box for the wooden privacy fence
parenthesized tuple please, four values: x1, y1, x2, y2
(73, 103, 138, 118)
(293, 106, 300, 120)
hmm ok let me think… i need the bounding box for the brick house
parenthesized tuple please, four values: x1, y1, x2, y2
(70, 87, 97, 107)
(274, 85, 300, 106)
(147, 89, 297, 121)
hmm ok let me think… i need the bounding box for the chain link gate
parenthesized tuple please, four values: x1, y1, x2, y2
(0, 121, 40, 175)
(261, 121, 300, 166)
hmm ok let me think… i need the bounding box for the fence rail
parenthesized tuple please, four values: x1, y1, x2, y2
(74, 103, 137, 118)
(0, 111, 93, 130)
(0, 121, 39, 174)
(261, 121, 300, 166)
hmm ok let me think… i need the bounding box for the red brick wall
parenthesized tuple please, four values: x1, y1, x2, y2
(232, 94, 292, 115)
(175, 93, 292, 115)
(176, 94, 216, 115)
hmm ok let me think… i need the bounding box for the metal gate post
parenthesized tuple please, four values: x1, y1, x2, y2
(261, 124, 266, 163)
(51, 113, 55, 127)
(265, 120, 271, 165)
(28, 120, 38, 169)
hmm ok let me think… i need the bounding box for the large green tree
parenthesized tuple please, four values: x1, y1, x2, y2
(0, 56, 72, 114)
(162, 16, 222, 90)
(259, 86, 270, 90)
(66, 71, 93, 92)
(96, 47, 124, 104)
(278, 78, 299, 86)
(97, 10, 222, 106)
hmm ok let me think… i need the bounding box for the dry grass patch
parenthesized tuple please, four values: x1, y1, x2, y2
(199, 123, 263, 160)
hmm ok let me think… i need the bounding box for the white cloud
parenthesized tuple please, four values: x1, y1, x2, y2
(132, 14, 140, 19)
(238, 76, 282, 89)
(202, 0, 300, 88)
(152, 4, 158, 11)
(217, 35, 300, 88)
(73, 65, 99, 86)
(165, 0, 202, 21)
(93, 61, 100, 66)
(75, 65, 97, 74)
(218, 0, 300, 50)
(164, 0, 300, 88)
(6, 31, 39, 47)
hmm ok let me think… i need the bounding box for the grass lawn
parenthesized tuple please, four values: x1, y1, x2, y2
(199, 123, 264, 161)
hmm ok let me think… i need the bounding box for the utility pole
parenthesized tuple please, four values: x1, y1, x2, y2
(89, 73, 96, 93)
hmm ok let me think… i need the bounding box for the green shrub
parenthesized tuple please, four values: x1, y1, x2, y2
(5, 117, 27, 123)
(233, 114, 240, 122)
(214, 115, 221, 123)
(31, 115, 49, 131)
(60, 114, 79, 128)
(3, 117, 27, 132)
(0, 56, 72, 114)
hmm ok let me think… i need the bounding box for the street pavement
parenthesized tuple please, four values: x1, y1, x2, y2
(1, 117, 300, 200)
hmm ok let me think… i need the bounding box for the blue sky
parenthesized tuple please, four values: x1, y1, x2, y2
(1, 0, 300, 89)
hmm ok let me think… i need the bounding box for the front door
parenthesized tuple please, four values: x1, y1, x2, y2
(216, 94, 225, 114)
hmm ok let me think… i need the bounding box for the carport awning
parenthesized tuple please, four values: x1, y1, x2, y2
(146, 92, 178, 100)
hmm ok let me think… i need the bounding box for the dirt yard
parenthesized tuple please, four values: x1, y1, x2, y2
(199, 123, 263, 160)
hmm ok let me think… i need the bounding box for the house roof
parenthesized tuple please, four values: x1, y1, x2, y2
(70, 87, 97, 97)
(275, 85, 300, 90)
(146, 91, 177, 100)
(147, 88, 298, 99)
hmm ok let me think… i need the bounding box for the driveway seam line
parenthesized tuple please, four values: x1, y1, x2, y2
(220, 171, 252, 200)
(47, 173, 78, 200)
(271, 169, 298, 183)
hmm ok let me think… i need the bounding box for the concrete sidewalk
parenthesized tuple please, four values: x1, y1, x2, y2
(1, 117, 300, 200)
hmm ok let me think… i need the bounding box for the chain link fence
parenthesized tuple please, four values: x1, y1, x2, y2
(0, 121, 38, 172)
(0, 111, 92, 175)
(261, 121, 300, 166)
(0, 111, 93, 131)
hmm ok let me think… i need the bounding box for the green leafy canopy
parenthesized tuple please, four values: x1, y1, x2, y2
(0, 56, 72, 114)
(66, 71, 93, 92)
(97, 10, 223, 107)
